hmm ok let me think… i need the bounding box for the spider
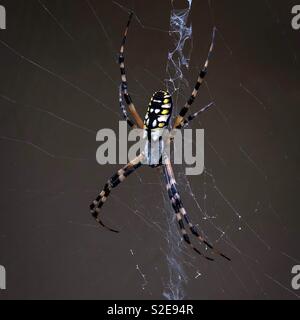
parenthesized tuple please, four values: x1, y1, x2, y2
(90, 13, 230, 262)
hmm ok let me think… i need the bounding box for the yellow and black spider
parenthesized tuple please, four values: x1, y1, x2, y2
(90, 13, 230, 262)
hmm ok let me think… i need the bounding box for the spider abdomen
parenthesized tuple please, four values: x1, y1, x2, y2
(144, 91, 173, 130)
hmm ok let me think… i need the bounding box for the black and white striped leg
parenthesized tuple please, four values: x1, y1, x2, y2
(90, 154, 144, 233)
(119, 13, 144, 129)
(163, 158, 214, 261)
(174, 28, 216, 129)
(176, 102, 215, 129)
(119, 12, 133, 103)
(163, 156, 231, 261)
(119, 85, 135, 128)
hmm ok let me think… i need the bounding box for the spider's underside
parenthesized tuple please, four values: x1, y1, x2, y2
(90, 13, 230, 262)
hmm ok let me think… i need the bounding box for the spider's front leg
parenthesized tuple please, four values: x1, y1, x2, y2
(175, 102, 215, 130)
(162, 155, 231, 261)
(119, 85, 135, 128)
(90, 153, 145, 233)
(119, 13, 144, 129)
(173, 28, 216, 129)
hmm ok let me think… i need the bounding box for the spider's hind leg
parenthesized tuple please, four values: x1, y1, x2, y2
(90, 154, 144, 232)
(163, 156, 231, 261)
(163, 159, 214, 261)
(172, 196, 214, 262)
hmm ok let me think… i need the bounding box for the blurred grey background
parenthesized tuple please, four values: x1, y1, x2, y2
(0, 0, 299, 300)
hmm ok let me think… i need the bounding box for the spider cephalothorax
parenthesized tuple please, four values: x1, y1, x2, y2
(90, 13, 230, 262)
(144, 91, 173, 130)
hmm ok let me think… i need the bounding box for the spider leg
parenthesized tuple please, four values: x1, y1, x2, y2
(174, 28, 216, 129)
(119, 13, 144, 129)
(163, 159, 214, 261)
(90, 154, 144, 233)
(119, 84, 135, 128)
(163, 156, 231, 261)
(176, 102, 215, 129)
